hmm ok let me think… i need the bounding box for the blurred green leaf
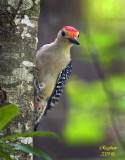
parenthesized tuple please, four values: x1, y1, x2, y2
(0, 131, 62, 142)
(88, 0, 125, 20)
(0, 104, 19, 131)
(79, 30, 125, 64)
(0, 143, 14, 153)
(10, 144, 53, 160)
(108, 74, 125, 93)
(107, 74, 125, 110)
(63, 73, 125, 145)
(90, 31, 118, 48)
(0, 149, 13, 160)
(63, 76, 109, 145)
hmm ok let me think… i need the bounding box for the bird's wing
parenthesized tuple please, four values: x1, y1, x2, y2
(45, 60, 72, 114)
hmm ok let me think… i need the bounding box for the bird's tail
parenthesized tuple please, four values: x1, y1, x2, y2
(34, 101, 47, 131)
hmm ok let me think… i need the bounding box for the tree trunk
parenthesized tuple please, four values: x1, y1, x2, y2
(0, 0, 40, 159)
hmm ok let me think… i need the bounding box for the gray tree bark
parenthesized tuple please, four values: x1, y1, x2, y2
(0, 0, 40, 159)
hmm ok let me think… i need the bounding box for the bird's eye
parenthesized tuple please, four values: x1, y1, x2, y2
(61, 30, 65, 36)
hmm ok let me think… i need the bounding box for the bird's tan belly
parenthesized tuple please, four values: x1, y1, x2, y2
(36, 54, 70, 102)
(38, 73, 56, 101)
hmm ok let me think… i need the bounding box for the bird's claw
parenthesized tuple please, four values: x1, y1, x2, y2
(30, 67, 39, 77)
(34, 81, 45, 96)
(31, 67, 45, 96)
(31, 67, 40, 96)
(38, 83, 45, 89)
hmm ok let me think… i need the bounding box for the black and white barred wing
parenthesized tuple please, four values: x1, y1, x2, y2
(46, 60, 72, 112)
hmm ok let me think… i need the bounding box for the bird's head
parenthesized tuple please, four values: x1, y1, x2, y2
(57, 26, 80, 45)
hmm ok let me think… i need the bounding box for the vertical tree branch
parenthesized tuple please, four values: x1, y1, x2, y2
(0, 0, 40, 159)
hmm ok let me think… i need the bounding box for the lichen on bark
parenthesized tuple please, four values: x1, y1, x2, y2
(0, 0, 40, 159)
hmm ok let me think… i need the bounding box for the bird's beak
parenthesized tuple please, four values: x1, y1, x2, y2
(68, 37, 80, 45)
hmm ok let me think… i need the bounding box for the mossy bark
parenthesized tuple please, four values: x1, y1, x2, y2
(0, 0, 40, 159)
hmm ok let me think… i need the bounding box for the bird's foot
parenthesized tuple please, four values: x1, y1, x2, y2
(30, 67, 45, 96)
(34, 82, 45, 96)
(30, 67, 42, 96)
(30, 67, 39, 77)
(31, 67, 40, 96)
(38, 82, 45, 90)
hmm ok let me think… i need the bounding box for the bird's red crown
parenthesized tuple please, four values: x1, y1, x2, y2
(61, 26, 78, 38)
(61, 26, 78, 32)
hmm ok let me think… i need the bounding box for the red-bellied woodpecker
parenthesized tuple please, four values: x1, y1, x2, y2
(33, 26, 80, 130)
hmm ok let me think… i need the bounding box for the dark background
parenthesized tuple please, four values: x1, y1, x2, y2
(34, 0, 125, 160)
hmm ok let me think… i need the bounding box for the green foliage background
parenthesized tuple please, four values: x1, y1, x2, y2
(62, 0, 125, 159)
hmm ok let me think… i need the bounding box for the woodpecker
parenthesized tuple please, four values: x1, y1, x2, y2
(33, 26, 80, 130)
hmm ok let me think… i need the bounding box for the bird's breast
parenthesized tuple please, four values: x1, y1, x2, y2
(36, 48, 71, 100)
